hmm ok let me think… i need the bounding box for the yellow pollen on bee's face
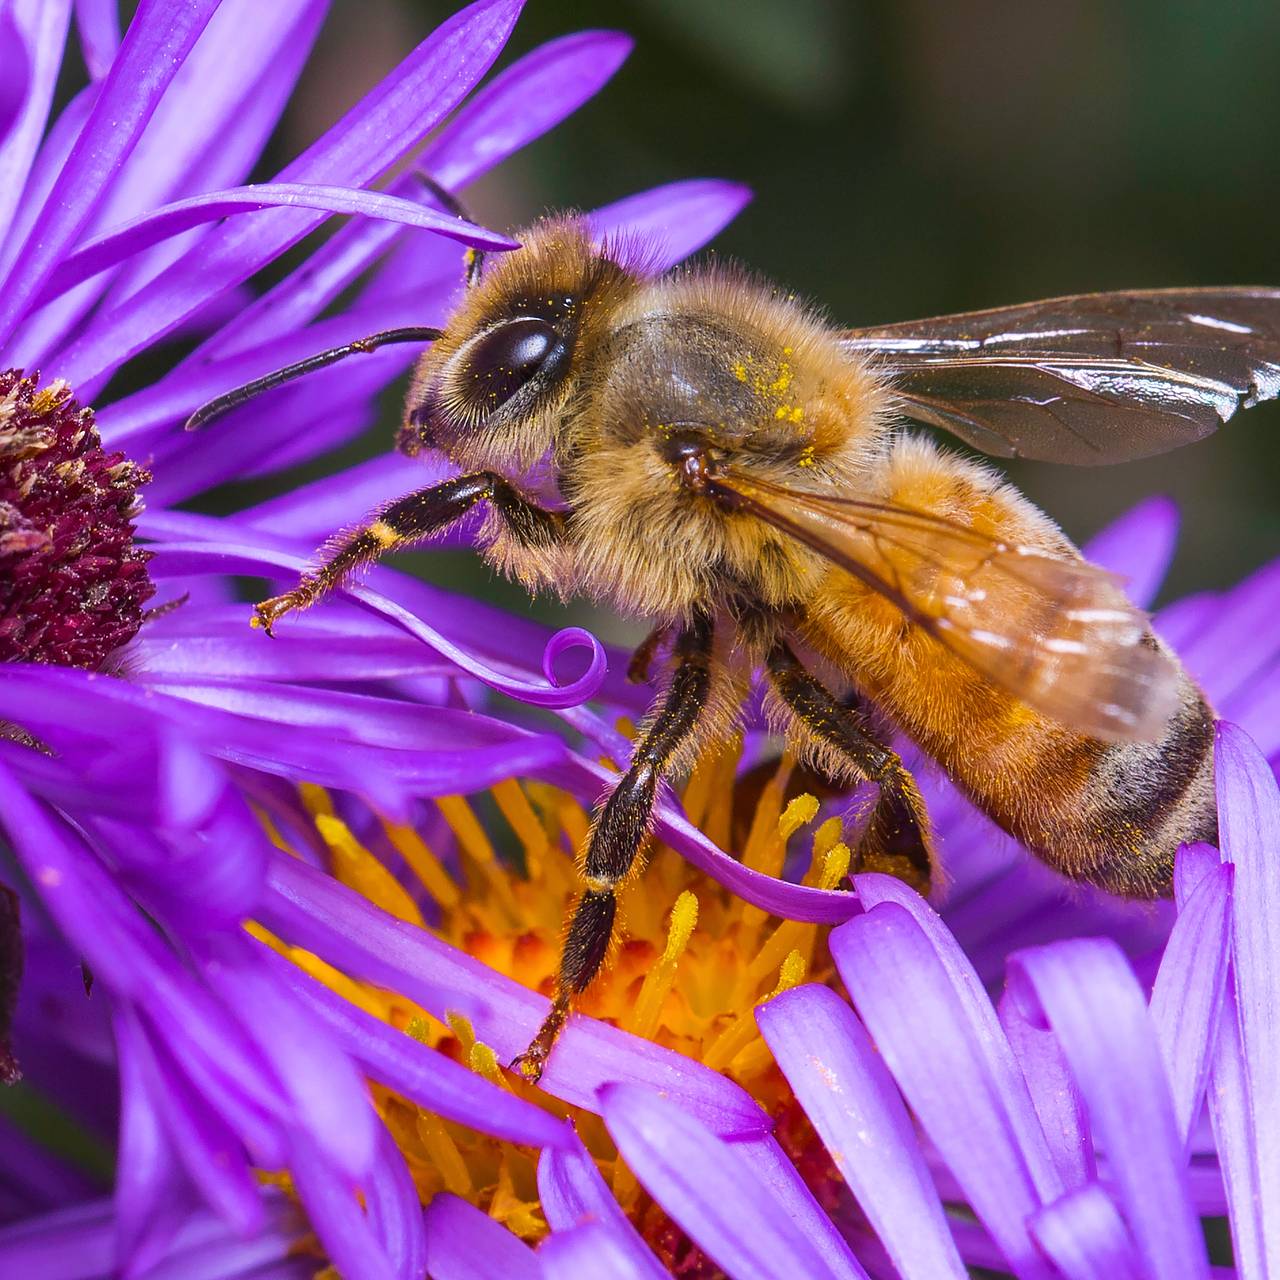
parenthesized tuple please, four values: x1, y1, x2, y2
(249, 739, 853, 1259)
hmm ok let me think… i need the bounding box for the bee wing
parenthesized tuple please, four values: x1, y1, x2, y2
(710, 469, 1181, 742)
(839, 287, 1280, 464)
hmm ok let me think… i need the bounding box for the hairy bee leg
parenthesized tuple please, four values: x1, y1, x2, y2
(513, 611, 715, 1082)
(253, 472, 560, 634)
(766, 640, 934, 892)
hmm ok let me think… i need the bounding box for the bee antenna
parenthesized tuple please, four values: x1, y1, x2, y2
(183, 326, 445, 431)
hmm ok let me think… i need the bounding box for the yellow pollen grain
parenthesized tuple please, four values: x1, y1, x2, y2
(316, 813, 425, 926)
(368, 519, 398, 548)
(382, 819, 461, 911)
(731, 361, 748, 382)
(447, 1011, 477, 1057)
(468, 1040, 510, 1091)
(626, 890, 698, 1041)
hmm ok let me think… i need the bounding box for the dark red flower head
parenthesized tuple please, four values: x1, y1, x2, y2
(0, 369, 154, 670)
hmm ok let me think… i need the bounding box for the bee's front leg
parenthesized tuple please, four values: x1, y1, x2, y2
(766, 640, 935, 893)
(251, 472, 561, 635)
(513, 610, 715, 1082)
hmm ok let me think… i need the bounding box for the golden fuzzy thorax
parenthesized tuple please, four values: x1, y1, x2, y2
(407, 218, 890, 622)
(403, 217, 1215, 899)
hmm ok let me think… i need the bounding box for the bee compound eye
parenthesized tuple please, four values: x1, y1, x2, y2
(467, 317, 561, 408)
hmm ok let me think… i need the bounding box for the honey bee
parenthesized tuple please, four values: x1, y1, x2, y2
(190, 211, 1280, 1080)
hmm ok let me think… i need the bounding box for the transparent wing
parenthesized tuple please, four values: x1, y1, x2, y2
(710, 469, 1181, 741)
(840, 287, 1280, 464)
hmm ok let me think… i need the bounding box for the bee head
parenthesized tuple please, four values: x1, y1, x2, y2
(401, 218, 637, 473)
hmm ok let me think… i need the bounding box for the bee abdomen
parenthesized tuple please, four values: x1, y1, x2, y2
(1033, 670, 1217, 899)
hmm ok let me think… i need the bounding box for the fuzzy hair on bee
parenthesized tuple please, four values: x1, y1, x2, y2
(189, 209, 1280, 1080)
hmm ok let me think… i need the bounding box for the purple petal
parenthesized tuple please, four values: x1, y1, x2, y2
(544, 752, 861, 923)
(423, 1193, 540, 1280)
(851, 873, 1064, 1192)
(53, 0, 525, 394)
(90, 0, 327, 327)
(363, 1125, 428, 1280)
(1214, 721, 1280, 1271)
(269, 950, 572, 1151)
(114, 1009, 266, 1237)
(1148, 858, 1232, 1149)
(101, 292, 439, 443)
(0, 0, 222, 349)
(1182, 560, 1280, 703)
(602, 1084, 866, 1280)
(589, 179, 753, 273)
(1027, 1183, 1144, 1280)
(538, 1222, 663, 1280)
(997, 990, 1093, 1191)
(757, 984, 966, 1280)
(0, 0, 72, 251)
(0, 1199, 116, 1280)
(198, 934, 381, 1182)
(0, 8, 30, 144)
(114, 1011, 195, 1278)
(73, 0, 119, 78)
(536, 1134, 665, 1278)
(238, 454, 456, 543)
(831, 901, 1057, 1278)
(1006, 939, 1209, 1280)
(1207, 978, 1265, 1275)
(145, 536, 607, 710)
(289, 1133, 396, 1280)
(1080, 495, 1178, 608)
(38, 182, 515, 304)
(262, 854, 770, 1140)
(423, 29, 632, 189)
(734, 1136, 868, 1278)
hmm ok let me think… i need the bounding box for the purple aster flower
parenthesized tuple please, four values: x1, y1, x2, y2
(1, 4, 1276, 1280)
(0, 1, 752, 1275)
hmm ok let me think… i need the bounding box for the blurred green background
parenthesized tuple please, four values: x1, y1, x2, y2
(249, 0, 1279, 621)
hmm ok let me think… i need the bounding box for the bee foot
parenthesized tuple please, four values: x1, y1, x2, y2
(252, 591, 307, 637)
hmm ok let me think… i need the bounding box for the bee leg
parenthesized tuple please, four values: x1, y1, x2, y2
(513, 611, 715, 1082)
(253, 472, 560, 634)
(626, 622, 672, 684)
(765, 640, 934, 893)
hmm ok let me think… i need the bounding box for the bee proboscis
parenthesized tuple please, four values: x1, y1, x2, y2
(190, 212, 1280, 1080)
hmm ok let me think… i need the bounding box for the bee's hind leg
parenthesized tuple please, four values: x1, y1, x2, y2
(513, 610, 715, 1082)
(765, 639, 935, 894)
